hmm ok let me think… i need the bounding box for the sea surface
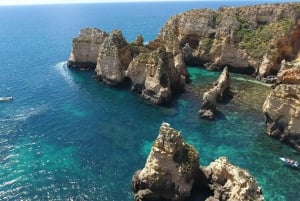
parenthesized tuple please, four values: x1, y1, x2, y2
(0, 1, 299, 201)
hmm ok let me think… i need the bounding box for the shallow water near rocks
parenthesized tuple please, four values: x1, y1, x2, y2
(1, 2, 300, 201)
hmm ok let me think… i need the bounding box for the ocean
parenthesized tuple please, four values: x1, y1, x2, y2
(0, 1, 299, 200)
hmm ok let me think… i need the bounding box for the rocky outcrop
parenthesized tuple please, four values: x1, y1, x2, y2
(277, 60, 300, 84)
(94, 30, 132, 85)
(132, 123, 264, 201)
(202, 157, 263, 201)
(68, 28, 187, 105)
(132, 122, 201, 201)
(68, 28, 108, 69)
(126, 48, 186, 104)
(157, 3, 300, 77)
(263, 60, 300, 150)
(199, 67, 231, 120)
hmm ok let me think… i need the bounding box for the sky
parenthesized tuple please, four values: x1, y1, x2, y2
(0, 0, 203, 6)
(0, 0, 295, 6)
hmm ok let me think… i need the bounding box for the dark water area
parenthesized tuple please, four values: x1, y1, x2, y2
(0, 2, 299, 200)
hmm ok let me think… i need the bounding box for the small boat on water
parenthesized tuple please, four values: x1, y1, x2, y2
(279, 157, 299, 168)
(0, 97, 13, 102)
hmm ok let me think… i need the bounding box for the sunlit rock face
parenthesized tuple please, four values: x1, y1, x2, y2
(94, 30, 132, 85)
(263, 60, 300, 150)
(68, 28, 108, 69)
(132, 123, 264, 201)
(199, 66, 231, 120)
(202, 157, 264, 201)
(157, 3, 300, 77)
(132, 123, 202, 201)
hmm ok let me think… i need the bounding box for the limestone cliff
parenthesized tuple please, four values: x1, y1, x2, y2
(157, 3, 300, 77)
(202, 157, 263, 201)
(94, 30, 132, 85)
(68, 28, 187, 104)
(126, 48, 186, 104)
(199, 66, 231, 120)
(132, 123, 263, 201)
(68, 28, 108, 69)
(263, 60, 300, 150)
(132, 122, 201, 201)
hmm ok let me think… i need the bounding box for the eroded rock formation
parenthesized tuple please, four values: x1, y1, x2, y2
(199, 67, 231, 120)
(68, 28, 187, 104)
(68, 28, 108, 69)
(126, 47, 186, 104)
(157, 3, 300, 77)
(202, 157, 263, 201)
(132, 122, 201, 201)
(132, 123, 264, 201)
(263, 60, 300, 150)
(94, 30, 132, 85)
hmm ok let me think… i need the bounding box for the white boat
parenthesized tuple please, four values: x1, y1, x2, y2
(279, 157, 299, 168)
(0, 97, 13, 102)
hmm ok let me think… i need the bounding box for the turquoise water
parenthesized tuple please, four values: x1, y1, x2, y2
(0, 2, 300, 200)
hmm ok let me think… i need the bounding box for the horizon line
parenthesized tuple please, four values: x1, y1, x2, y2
(0, 0, 292, 7)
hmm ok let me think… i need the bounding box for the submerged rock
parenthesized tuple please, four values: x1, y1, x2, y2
(199, 66, 231, 120)
(132, 123, 264, 201)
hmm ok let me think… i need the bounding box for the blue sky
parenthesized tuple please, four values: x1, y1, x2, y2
(0, 0, 295, 6)
(0, 0, 201, 6)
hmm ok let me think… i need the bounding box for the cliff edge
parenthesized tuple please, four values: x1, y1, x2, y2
(263, 60, 300, 150)
(132, 123, 263, 201)
(157, 3, 300, 78)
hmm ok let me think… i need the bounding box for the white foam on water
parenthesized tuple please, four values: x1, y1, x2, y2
(54, 61, 77, 88)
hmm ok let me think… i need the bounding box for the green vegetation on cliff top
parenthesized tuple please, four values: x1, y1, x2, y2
(234, 18, 294, 59)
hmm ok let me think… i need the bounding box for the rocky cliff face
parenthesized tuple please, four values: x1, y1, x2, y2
(132, 122, 201, 201)
(68, 28, 108, 69)
(157, 3, 300, 77)
(94, 30, 132, 85)
(263, 60, 300, 150)
(132, 123, 263, 201)
(126, 47, 186, 104)
(199, 67, 231, 120)
(68, 28, 187, 104)
(202, 157, 263, 201)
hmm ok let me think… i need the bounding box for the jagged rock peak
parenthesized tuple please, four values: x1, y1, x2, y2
(158, 2, 300, 76)
(132, 122, 200, 201)
(202, 157, 264, 201)
(108, 29, 128, 48)
(94, 29, 132, 85)
(199, 66, 231, 120)
(134, 34, 144, 46)
(74, 28, 108, 43)
(262, 59, 300, 150)
(277, 59, 300, 84)
(67, 28, 109, 69)
(132, 123, 264, 201)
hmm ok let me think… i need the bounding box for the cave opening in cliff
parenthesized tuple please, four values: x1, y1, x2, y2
(117, 77, 132, 90)
(181, 34, 200, 49)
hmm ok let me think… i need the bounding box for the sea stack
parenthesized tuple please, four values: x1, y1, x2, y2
(263, 60, 300, 150)
(67, 28, 108, 70)
(198, 66, 231, 120)
(132, 122, 201, 201)
(157, 3, 300, 78)
(132, 123, 264, 201)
